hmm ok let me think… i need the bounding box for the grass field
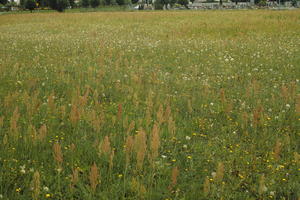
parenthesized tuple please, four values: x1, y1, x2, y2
(0, 10, 300, 200)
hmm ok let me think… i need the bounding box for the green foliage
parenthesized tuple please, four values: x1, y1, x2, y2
(291, 0, 297, 6)
(103, 0, 116, 5)
(56, 0, 69, 11)
(81, 0, 89, 7)
(69, 0, 76, 8)
(90, 0, 100, 7)
(19, 0, 26, 8)
(25, 0, 36, 11)
(169, 0, 177, 7)
(154, 0, 164, 9)
(0, 2, 10, 11)
(6, 1, 17, 8)
(116, 0, 125, 5)
(48, 0, 57, 9)
(177, 0, 188, 6)
(257, 0, 266, 6)
(0, 0, 7, 5)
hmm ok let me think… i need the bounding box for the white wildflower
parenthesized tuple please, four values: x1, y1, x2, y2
(211, 172, 216, 178)
(43, 186, 49, 192)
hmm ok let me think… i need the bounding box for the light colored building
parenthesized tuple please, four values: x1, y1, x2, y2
(8, 0, 21, 4)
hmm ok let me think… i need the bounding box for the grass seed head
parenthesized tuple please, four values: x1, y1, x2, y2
(32, 171, 40, 200)
(281, 85, 289, 102)
(126, 121, 135, 135)
(203, 176, 210, 195)
(10, 107, 20, 138)
(125, 135, 134, 167)
(135, 129, 147, 170)
(109, 149, 115, 171)
(53, 142, 63, 168)
(171, 166, 179, 186)
(38, 124, 47, 141)
(273, 139, 282, 161)
(0, 116, 4, 128)
(258, 174, 267, 195)
(70, 104, 80, 126)
(220, 88, 226, 104)
(157, 104, 164, 125)
(150, 123, 160, 162)
(72, 168, 79, 185)
(187, 99, 193, 114)
(215, 162, 225, 182)
(296, 94, 300, 114)
(99, 136, 111, 156)
(117, 103, 122, 120)
(89, 163, 99, 193)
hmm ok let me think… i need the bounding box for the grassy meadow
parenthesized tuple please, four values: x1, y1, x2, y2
(0, 10, 300, 200)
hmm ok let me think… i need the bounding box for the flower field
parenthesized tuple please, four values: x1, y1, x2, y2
(0, 10, 299, 200)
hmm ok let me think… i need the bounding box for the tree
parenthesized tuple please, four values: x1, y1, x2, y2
(20, 0, 26, 8)
(25, 0, 36, 12)
(169, 0, 176, 7)
(48, 0, 57, 9)
(81, 0, 89, 7)
(0, 0, 8, 5)
(116, 0, 124, 5)
(56, 0, 69, 11)
(90, 0, 99, 7)
(177, 0, 188, 7)
(69, 0, 75, 7)
(154, 0, 164, 9)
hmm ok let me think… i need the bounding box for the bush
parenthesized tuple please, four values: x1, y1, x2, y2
(116, 0, 124, 5)
(177, 0, 188, 7)
(257, 0, 266, 6)
(154, 0, 163, 9)
(81, 0, 89, 7)
(48, 0, 57, 9)
(90, 0, 99, 7)
(0, 0, 7, 5)
(25, 0, 36, 12)
(0, 3, 6, 11)
(69, 0, 76, 7)
(56, 0, 69, 11)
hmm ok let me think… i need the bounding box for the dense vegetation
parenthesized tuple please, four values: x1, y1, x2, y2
(0, 10, 299, 200)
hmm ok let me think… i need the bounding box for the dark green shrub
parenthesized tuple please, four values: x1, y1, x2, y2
(154, 0, 163, 9)
(48, 0, 57, 9)
(90, 0, 99, 7)
(81, 0, 89, 7)
(69, 0, 76, 7)
(257, 0, 266, 6)
(25, 0, 36, 12)
(177, 0, 188, 7)
(0, 0, 8, 5)
(56, 0, 69, 11)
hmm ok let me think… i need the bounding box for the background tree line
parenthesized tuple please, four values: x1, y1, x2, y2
(0, 0, 298, 12)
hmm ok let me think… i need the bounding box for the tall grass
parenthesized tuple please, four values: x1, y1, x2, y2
(0, 9, 299, 199)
